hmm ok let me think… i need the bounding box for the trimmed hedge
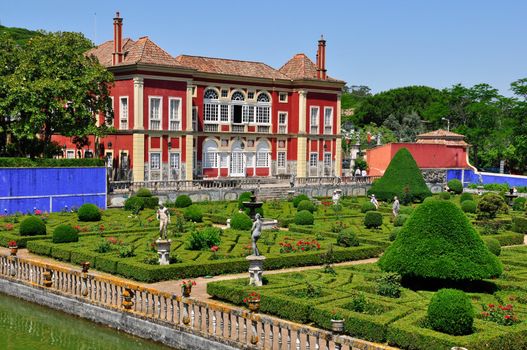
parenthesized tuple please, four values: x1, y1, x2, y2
(297, 200, 316, 213)
(52, 224, 79, 243)
(379, 200, 503, 281)
(175, 195, 192, 208)
(124, 196, 144, 211)
(439, 191, 451, 200)
(77, 203, 101, 222)
(477, 193, 508, 219)
(230, 212, 253, 230)
(483, 237, 501, 256)
(0, 157, 104, 167)
(361, 201, 377, 213)
(460, 192, 474, 203)
(184, 205, 203, 222)
(512, 216, 527, 234)
(294, 210, 314, 225)
(135, 188, 153, 197)
(238, 192, 253, 209)
(337, 228, 359, 247)
(367, 148, 431, 203)
(447, 179, 463, 194)
(461, 200, 477, 213)
(19, 216, 46, 236)
(364, 211, 383, 229)
(512, 197, 526, 211)
(427, 288, 474, 336)
(292, 194, 310, 208)
(393, 214, 408, 227)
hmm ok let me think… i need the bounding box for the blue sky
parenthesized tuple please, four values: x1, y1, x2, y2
(1, 0, 525, 95)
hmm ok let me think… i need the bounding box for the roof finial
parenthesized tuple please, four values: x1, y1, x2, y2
(116, 11, 120, 18)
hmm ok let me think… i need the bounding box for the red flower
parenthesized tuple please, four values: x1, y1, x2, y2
(34, 209, 42, 215)
(7, 240, 17, 248)
(505, 315, 511, 319)
(5, 223, 14, 231)
(211, 245, 219, 252)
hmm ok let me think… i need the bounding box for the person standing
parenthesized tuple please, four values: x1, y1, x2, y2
(392, 196, 400, 217)
(370, 194, 379, 209)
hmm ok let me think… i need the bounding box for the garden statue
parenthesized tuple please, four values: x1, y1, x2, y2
(156, 205, 171, 240)
(392, 196, 400, 217)
(332, 190, 341, 204)
(251, 213, 262, 256)
(290, 174, 295, 188)
(370, 194, 379, 209)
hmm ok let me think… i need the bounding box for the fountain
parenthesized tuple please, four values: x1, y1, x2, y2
(243, 190, 263, 220)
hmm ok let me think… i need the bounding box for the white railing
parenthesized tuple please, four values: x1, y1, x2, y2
(0, 254, 394, 350)
(204, 124, 219, 132)
(257, 125, 270, 133)
(232, 125, 246, 133)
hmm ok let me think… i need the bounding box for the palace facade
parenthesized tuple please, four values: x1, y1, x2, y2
(54, 13, 345, 181)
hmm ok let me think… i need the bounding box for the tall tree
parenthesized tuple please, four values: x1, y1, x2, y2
(0, 33, 20, 155)
(4, 31, 113, 157)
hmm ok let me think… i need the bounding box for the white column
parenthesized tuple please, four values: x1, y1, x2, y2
(132, 76, 145, 181)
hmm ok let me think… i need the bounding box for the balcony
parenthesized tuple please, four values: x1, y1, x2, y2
(278, 125, 287, 134)
(257, 125, 271, 133)
(231, 124, 246, 133)
(204, 124, 218, 132)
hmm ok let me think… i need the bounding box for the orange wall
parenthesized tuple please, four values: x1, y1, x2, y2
(366, 143, 469, 176)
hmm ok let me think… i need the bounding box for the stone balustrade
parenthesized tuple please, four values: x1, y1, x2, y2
(0, 254, 395, 350)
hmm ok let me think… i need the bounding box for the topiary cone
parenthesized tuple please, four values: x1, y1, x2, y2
(378, 200, 502, 281)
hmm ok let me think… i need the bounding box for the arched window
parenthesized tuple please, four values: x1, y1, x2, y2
(256, 93, 271, 124)
(256, 92, 270, 103)
(203, 139, 218, 168)
(231, 91, 245, 101)
(204, 89, 219, 100)
(256, 139, 270, 167)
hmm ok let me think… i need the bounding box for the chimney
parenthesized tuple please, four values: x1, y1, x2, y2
(112, 12, 123, 65)
(316, 35, 327, 80)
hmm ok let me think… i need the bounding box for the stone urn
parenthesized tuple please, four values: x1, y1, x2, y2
(182, 285, 192, 297)
(331, 319, 345, 333)
(9, 246, 18, 256)
(247, 299, 260, 313)
(81, 261, 90, 273)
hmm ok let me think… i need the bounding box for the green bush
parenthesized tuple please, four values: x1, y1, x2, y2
(484, 237, 501, 256)
(367, 148, 432, 203)
(389, 227, 401, 242)
(336, 228, 359, 247)
(292, 194, 310, 208)
(186, 227, 222, 250)
(477, 193, 508, 219)
(52, 224, 79, 244)
(439, 192, 450, 200)
(399, 206, 414, 215)
(461, 200, 477, 213)
(379, 200, 503, 282)
(460, 192, 473, 203)
(364, 211, 383, 229)
(124, 196, 144, 212)
(19, 216, 46, 236)
(230, 212, 253, 230)
(512, 216, 527, 234)
(77, 203, 101, 222)
(238, 191, 253, 209)
(244, 206, 264, 218)
(135, 188, 153, 197)
(427, 289, 474, 336)
(175, 194, 192, 208)
(394, 214, 409, 227)
(512, 197, 526, 211)
(143, 196, 159, 209)
(295, 210, 314, 225)
(297, 200, 316, 213)
(184, 205, 203, 222)
(376, 272, 402, 298)
(447, 179, 463, 194)
(0, 157, 104, 167)
(361, 201, 377, 213)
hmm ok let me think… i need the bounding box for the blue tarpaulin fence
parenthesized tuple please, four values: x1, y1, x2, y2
(0, 167, 106, 214)
(447, 169, 527, 188)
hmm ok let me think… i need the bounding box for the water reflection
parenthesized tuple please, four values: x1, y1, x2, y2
(0, 292, 174, 350)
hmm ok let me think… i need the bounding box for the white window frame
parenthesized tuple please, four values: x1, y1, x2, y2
(66, 150, 75, 159)
(277, 151, 286, 168)
(192, 106, 198, 131)
(256, 140, 270, 167)
(324, 152, 332, 168)
(150, 152, 161, 170)
(149, 96, 162, 130)
(310, 106, 319, 134)
(278, 112, 288, 133)
(220, 104, 230, 123)
(119, 97, 128, 130)
(242, 105, 255, 123)
(106, 96, 114, 127)
(309, 152, 318, 168)
(278, 92, 288, 103)
(168, 97, 182, 131)
(324, 107, 333, 134)
(169, 152, 180, 170)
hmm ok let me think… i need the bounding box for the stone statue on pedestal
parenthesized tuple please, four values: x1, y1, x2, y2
(251, 213, 262, 256)
(156, 205, 170, 240)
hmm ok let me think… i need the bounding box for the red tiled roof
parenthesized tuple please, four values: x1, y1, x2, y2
(279, 53, 343, 82)
(175, 55, 290, 80)
(86, 37, 184, 68)
(417, 129, 465, 139)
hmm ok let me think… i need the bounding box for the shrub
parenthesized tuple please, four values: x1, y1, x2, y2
(143, 196, 159, 209)
(460, 192, 473, 203)
(393, 214, 408, 227)
(135, 188, 153, 197)
(184, 205, 203, 222)
(118, 245, 135, 258)
(484, 238, 501, 256)
(389, 227, 401, 242)
(367, 148, 432, 203)
(124, 196, 144, 212)
(364, 211, 383, 229)
(52, 224, 79, 244)
(399, 206, 414, 215)
(447, 179, 463, 194)
(336, 228, 359, 247)
(461, 200, 477, 213)
(477, 193, 508, 219)
(77, 203, 101, 222)
(186, 227, 221, 250)
(512, 216, 527, 234)
(427, 289, 474, 336)
(379, 200, 503, 281)
(512, 197, 526, 211)
(244, 206, 264, 218)
(230, 212, 253, 230)
(294, 210, 314, 225)
(292, 194, 310, 208)
(175, 194, 192, 208)
(376, 272, 402, 298)
(238, 192, 253, 209)
(297, 200, 316, 213)
(439, 192, 450, 200)
(361, 201, 377, 213)
(19, 216, 46, 236)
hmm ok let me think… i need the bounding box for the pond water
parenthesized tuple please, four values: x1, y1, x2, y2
(0, 292, 175, 350)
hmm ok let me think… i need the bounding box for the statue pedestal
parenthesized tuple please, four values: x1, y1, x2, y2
(246, 255, 266, 287)
(156, 239, 172, 265)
